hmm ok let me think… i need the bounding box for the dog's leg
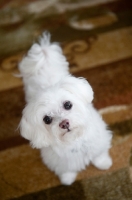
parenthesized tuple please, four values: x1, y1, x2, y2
(91, 151, 112, 170)
(59, 172, 77, 185)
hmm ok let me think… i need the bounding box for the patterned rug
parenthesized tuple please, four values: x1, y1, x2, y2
(0, 0, 132, 199)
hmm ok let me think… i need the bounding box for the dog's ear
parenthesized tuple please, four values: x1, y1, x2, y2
(19, 103, 51, 148)
(62, 76, 94, 103)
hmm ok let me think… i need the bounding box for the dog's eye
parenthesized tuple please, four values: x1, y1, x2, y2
(63, 101, 72, 110)
(43, 116, 52, 124)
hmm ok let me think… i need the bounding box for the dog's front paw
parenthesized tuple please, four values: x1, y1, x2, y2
(92, 152, 112, 170)
(59, 172, 77, 185)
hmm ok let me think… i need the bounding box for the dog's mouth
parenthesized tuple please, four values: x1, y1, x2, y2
(67, 127, 71, 132)
(63, 126, 77, 136)
(62, 127, 71, 136)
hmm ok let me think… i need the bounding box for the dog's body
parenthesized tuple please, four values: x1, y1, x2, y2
(19, 33, 112, 185)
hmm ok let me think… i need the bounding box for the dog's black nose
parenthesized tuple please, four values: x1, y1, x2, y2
(59, 119, 70, 129)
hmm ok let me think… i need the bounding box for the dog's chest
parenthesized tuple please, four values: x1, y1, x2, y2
(70, 140, 89, 154)
(53, 138, 92, 160)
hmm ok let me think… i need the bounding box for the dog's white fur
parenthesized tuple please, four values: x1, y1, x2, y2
(19, 32, 112, 185)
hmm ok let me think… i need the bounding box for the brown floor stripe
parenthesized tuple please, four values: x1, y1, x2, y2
(10, 181, 85, 200)
(10, 168, 132, 200)
(0, 136, 28, 151)
(74, 57, 132, 109)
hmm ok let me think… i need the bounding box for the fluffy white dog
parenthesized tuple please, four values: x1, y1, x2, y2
(19, 32, 112, 185)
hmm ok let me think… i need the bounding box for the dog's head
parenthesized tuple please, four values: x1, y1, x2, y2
(20, 76, 94, 148)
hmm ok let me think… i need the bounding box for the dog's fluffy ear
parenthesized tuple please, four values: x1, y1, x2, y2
(62, 76, 94, 103)
(19, 103, 51, 148)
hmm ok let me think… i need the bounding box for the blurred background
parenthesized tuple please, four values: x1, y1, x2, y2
(0, 0, 132, 199)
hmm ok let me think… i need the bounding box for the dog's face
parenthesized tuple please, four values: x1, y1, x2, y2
(20, 76, 93, 148)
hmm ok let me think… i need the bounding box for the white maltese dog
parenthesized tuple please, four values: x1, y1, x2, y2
(19, 32, 112, 185)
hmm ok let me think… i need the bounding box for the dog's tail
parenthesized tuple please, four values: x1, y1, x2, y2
(19, 32, 69, 77)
